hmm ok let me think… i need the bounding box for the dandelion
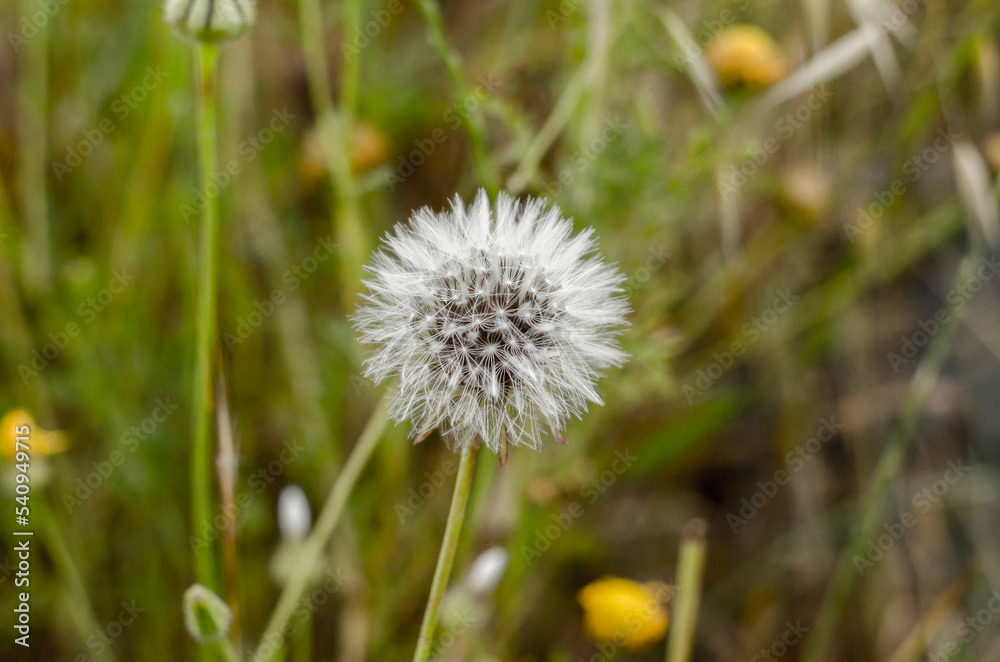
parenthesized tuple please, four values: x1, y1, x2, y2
(354, 189, 630, 462)
(705, 25, 789, 90)
(577, 577, 671, 653)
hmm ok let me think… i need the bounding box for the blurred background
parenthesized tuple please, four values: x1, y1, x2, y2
(2, 0, 1000, 660)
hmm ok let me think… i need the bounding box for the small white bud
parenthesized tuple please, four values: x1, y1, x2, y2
(464, 546, 509, 595)
(278, 484, 312, 541)
(164, 0, 255, 44)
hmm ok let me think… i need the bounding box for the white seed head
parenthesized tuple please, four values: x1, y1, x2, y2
(354, 190, 630, 454)
(164, 0, 255, 44)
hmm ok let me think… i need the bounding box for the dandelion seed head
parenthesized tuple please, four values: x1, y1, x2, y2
(353, 190, 630, 454)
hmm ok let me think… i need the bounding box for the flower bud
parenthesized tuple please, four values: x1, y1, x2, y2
(164, 0, 255, 44)
(464, 546, 509, 596)
(182, 584, 232, 644)
(278, 484, 312, 541)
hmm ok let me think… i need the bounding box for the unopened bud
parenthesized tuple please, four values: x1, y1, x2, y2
(164, 0, 255, 44)
(278, 484, 312, 541)
(464, 546, 509, 595)
(182, 584, 232, 644)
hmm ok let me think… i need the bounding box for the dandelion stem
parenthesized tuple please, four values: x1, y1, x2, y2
(666, 519, 707, 662)
(255, 398, 389, 662)
(191, 42, 221, 592)
(799, 251, 979, 662)
(413, 443, 478, 662)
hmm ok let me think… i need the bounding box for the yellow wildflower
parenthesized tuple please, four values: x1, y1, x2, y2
(705, 25, 789, 90)
(577, 576, 670, 653)
(1, 409, 68, 458)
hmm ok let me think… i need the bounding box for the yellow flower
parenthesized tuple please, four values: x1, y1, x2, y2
(705, 25, 789, 90)
(1, 409, 68, 458)
(577, 577, 670, 653)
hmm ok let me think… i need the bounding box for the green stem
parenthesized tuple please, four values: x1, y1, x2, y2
(209, 639, 240, 662)
(296, 0, 367, 308)
(340, 0, 363, 121)
(17, 0, 52, 294)
(413, 444, 478, 662)
(255, 398, 389, 662)
(799, 251, 981, 662)
(37, 498, 115, 662)
(192, 43, 221, 592)
(666, 519, 707, 662)
(413, 0, 498, 193)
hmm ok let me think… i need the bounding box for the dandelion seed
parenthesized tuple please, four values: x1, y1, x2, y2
(354, 190, 629, 456)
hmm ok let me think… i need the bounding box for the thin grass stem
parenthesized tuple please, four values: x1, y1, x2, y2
(799, 251, 982, 662)
(666, 519, 707, 662)
(255, 398, 389, 662)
